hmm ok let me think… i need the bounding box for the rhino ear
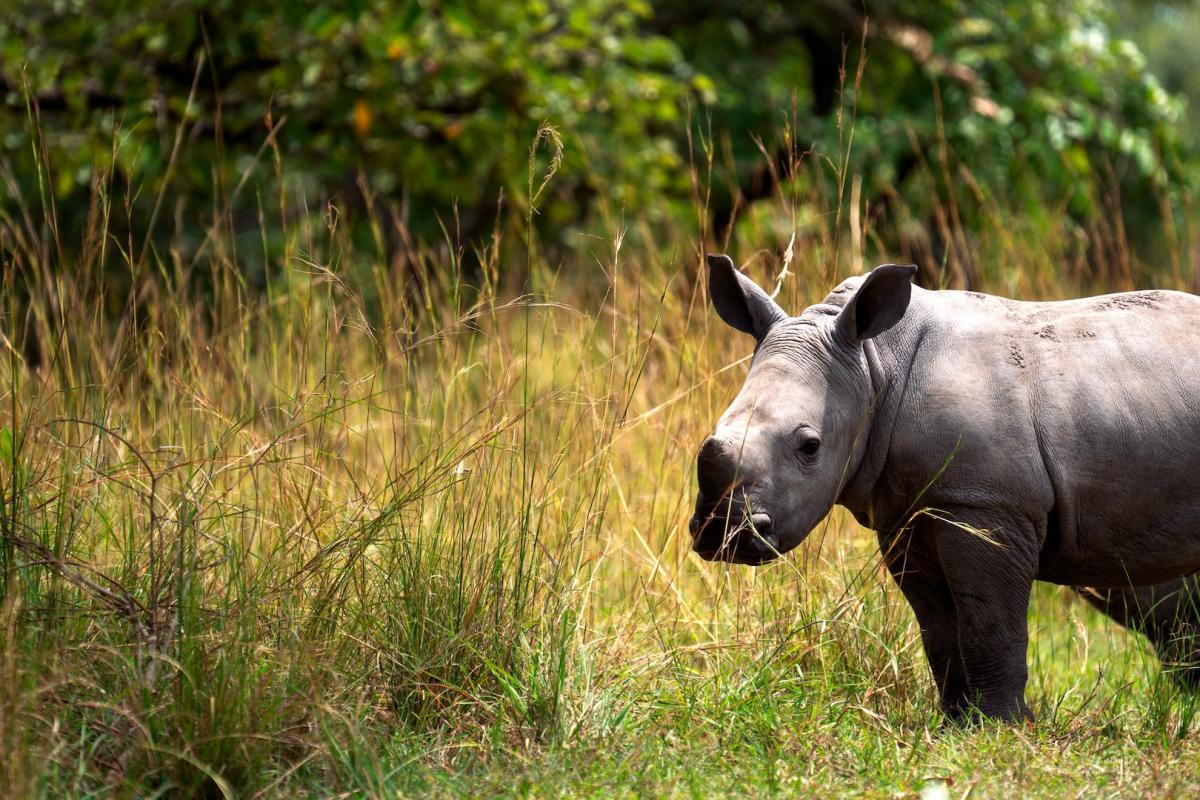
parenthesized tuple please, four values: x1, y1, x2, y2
(836, 263, 918, 343)
(706, 254, 786, 341)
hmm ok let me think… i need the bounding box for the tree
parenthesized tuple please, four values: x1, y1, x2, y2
(1, 0, 1192, 283)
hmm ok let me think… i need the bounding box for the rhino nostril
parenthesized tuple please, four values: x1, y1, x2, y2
(747, 513, 773, 541)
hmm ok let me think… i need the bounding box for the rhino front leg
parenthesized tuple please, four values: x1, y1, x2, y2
(880, 540, 969, 721)
(1074, 575, 1200, 689)
(928, 508, 1039, 722)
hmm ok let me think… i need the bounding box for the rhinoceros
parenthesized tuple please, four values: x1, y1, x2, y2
(690, 253, 1200, 722)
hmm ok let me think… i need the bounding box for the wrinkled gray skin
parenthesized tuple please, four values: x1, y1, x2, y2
(691, 253, 1200, 723)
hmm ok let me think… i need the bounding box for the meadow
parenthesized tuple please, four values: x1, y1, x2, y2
(5, 74, 1200, 800)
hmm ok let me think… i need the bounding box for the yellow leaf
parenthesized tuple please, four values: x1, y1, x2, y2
(353, 99, 372, 138)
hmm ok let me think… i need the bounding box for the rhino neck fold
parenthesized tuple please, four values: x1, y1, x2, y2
(835, 309, 928, 527)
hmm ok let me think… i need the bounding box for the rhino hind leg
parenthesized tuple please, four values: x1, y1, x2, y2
(1074, 576, 1200, 689)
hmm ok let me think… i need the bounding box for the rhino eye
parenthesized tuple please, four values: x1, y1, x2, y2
(798, 436, 821, 457)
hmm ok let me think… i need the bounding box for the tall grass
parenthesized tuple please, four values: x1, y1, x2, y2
(3, 83, 1200, 797)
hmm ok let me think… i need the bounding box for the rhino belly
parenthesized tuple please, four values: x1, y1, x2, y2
(1036, 448, 1200, 587)
(1029, 302, 1200, 586)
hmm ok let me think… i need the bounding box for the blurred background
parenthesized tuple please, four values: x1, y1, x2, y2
(4, 0, 1200, 298)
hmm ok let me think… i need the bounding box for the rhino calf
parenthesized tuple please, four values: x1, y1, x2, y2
(690, 254, 1200, 722)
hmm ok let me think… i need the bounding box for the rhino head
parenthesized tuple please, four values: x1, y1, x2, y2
(689, 254, 917, 565)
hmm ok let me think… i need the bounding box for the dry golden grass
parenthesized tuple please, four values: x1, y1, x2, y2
(3, 104, 1200, 797)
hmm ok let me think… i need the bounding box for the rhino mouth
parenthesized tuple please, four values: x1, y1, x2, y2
(689, 499, 779, 565)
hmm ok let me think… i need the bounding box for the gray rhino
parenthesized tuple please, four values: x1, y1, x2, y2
(690, 253, 1200, 722)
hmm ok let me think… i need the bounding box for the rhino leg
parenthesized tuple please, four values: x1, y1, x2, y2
(1074, 576, 1200, 689)
(926, 508, 1039, 723)
(880, 534, 969, 721)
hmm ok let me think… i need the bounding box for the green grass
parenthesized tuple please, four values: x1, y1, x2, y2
(4, 109, 1200, 798)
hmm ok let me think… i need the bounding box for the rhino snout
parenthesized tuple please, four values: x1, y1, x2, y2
(692, 435, 782, 564)
(689, 490, 777, 565)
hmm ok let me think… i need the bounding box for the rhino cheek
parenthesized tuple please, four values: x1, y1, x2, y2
(788, 506, 828, 549)
(773, 476, 838, 551)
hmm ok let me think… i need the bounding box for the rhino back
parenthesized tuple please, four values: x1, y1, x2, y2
(877, 287, 1200, 586)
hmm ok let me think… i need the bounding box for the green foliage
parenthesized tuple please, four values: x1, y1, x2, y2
(941, 1, 1188, 208)
(665, 0, 1188, 236)
(3, 0, 693, 244)
(1, 1, 1195, 274)
(1116, 0, 1200, 149)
